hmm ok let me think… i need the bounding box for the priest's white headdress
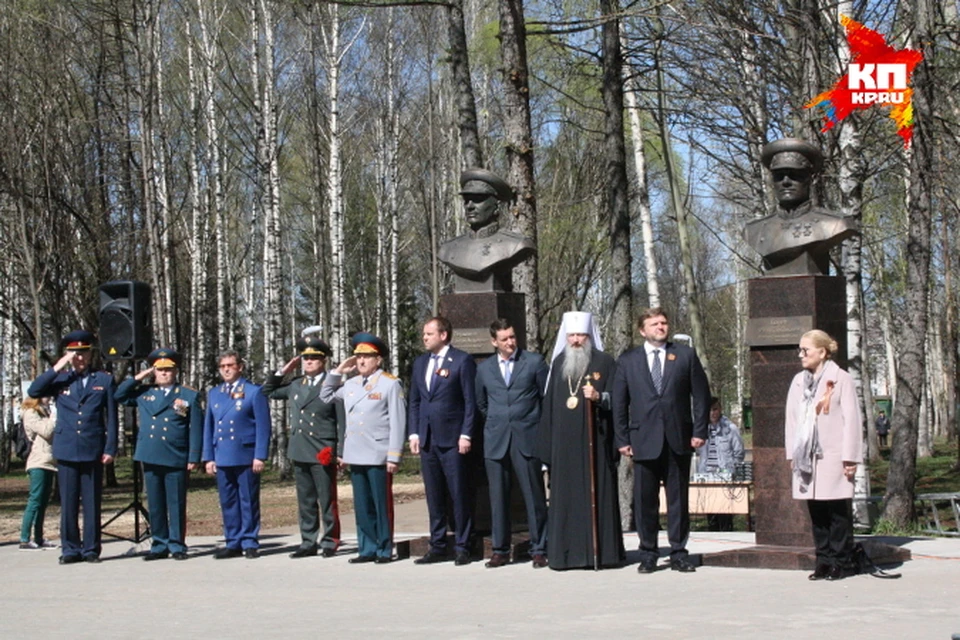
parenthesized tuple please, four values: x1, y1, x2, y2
(548, 311, 604, 367)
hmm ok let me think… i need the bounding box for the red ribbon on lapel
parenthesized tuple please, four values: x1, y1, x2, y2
(816, 380, 835, 416)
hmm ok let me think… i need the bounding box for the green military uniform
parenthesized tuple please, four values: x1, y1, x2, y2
(263, 336, 345, 556)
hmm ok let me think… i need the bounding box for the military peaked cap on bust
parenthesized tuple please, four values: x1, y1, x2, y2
(61, 330, 95, 351)
(761, 138, 824, 174)
(460, 168, 514, 202)
(297, 335, 332, 357)
(350, 332, 388, 359)
(147, 347, 180, 369)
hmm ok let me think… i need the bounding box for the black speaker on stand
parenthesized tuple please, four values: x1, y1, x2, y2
(99, 280, 153, 545)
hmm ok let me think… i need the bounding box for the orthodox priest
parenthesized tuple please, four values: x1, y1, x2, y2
(539, 311, 625, 570)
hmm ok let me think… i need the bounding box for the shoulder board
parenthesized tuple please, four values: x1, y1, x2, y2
(382, 372, 398, 380)
(178, 385, 196, 392)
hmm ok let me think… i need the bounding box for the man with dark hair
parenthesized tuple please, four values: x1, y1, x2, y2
(408, 316, 478, 565)
(613, 308, 711, 574)
(263, 334, 345, 558)
(202, 350, 271, 559)
(28, 330, 118, 564)
(475, 318, 549, 568)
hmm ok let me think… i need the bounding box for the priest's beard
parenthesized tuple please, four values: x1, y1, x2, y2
(562, 342, 592, 383)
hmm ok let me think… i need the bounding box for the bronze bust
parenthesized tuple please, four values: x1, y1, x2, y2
(744, 138, 858, 276)
(438, 168, 536, 292)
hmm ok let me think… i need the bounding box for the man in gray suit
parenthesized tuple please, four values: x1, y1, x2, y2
(475, 318, 549, 568)
(263, 335, 345, 558)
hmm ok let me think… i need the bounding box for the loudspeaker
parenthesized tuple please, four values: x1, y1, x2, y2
(99, 281, 153, 360)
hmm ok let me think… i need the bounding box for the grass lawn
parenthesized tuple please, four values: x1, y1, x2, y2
(0, 454, 425, 543)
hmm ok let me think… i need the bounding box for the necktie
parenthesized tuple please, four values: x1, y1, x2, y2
(651, 349, 663, 394)
(226, 383, 234, 396)
(502, 359, 511, 385)
(361, 378, 369, 389)
(427, 355, 439, 391)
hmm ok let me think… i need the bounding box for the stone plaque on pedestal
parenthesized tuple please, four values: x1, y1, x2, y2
(439, 292, 527, 355)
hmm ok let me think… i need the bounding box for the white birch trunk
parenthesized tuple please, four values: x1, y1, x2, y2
(323, 4, 346, 361)
(622, 64, 659, 308)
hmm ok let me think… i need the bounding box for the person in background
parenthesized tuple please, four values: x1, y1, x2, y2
(785, 330, 862, 581)
(875, 410, 890, 448)
(695, 397, 745, 531)
(19, 396, 57, 550)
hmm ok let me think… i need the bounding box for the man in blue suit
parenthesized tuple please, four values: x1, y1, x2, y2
(116, 348, 203, 561)
(475, 319, 549, 568)
(408, 316, 477, 565)
(28, 330, 118, 564)
(612, 307, 711, 574)
(202, 350, 271, 559)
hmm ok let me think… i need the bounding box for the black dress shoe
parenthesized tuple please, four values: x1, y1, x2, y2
(669, 557, 696, 573)
(244, 548, 260, 559)
(808, 564, 831, 581)
(454, 552, 472, 566)
(59, 555, 82, 565)
(143, 551, 169, 561)
(826, 565, 852, 581)
(531, 554, 548, 569)
(485, 553, 510, 568)
(172, 552, 189, 561)
(375, 556, 393, 564)
(637, 559, 658, 574)
(414, 552, 447, 565)
(321, 548, 336, 558)
(83, 554, 101, 564)
(289, 547, 318, 559)
(213, 547, 243, 560)
(349, 555, 376, 564)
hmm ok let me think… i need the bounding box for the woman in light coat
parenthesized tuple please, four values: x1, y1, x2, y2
(784, 330, 862, 581)
(19, 397, 58, 549)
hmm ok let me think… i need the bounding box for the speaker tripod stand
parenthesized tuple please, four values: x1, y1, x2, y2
(101, 361, 151, 545)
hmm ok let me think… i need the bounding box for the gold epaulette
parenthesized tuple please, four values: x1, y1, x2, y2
(382, 372, 398, 380)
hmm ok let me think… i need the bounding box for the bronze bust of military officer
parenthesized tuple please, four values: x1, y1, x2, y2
(744, 138, 858, 276)
(438, 168, 536, 293)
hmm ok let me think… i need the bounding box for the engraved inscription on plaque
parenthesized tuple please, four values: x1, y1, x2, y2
(452, 328, 495, 356)
(746, 315, 813, 347)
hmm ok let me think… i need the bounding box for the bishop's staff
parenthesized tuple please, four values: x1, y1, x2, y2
(584, 378, 600, 571)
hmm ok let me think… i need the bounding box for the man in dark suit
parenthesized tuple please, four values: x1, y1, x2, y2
(475, 318, 549, 568)
(612, 307, 711, 574)
(115, 348, 203, 561)
(263, 335, 345, 559)
(202, 350, 271, 559)
(28, 330, 118, 564)
(408, 316, 477, 565)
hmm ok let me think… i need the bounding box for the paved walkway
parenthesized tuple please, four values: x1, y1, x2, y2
(2, 499, 958, 639)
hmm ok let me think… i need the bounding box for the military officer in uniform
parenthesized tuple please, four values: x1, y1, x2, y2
(320, 333, 406, 564)
(116, 348, 202, 560)
(202, 350, 271, 559)
(28, 330, 118, 564)
(263, 334, 345, 558)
